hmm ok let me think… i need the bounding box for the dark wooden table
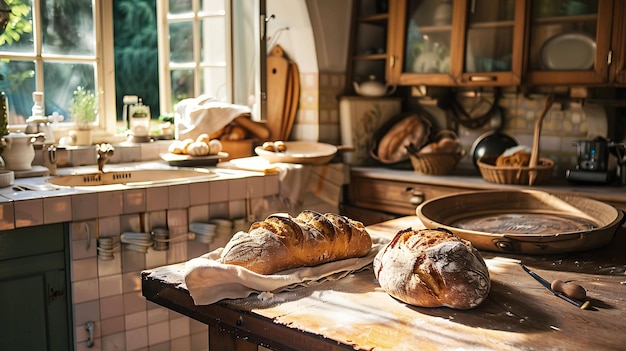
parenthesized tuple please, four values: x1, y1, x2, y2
(142, 216, 626, 351)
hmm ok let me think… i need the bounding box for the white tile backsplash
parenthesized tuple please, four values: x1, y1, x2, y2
(188, 181, 210, 206)
(99, 274, 123, 298)
(60, 171, 281, 351)
(125, 326, 148, 351)
(146, 187, 169, 211)
(124, 188, 147, 213)
(100, 295, 125, 320)
(125, 310, 148, 330)
(98, 191, 124, 217)
(72, 278, 99, 304)
(43, 196, 72, 223)
(72, 193, 99, 220)
(14, 198, 44, 227)
(168, 184, 190, 209)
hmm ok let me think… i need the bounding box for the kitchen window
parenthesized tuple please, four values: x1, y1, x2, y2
(156, 0, 263, 117)
(0, 0, 261, 138)
(0, 0, 115, 134)
(157, 0, 230, 112)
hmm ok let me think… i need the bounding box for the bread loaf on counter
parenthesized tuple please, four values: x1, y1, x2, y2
(373, 228, 490, 309)
(219, 210, 373, 274)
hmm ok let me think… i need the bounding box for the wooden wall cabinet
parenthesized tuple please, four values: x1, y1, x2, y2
(349, 0, 626, 88)
(346, 0, 392, 95)
(524, 0, 614, 86)
(387, 0, 525, 87)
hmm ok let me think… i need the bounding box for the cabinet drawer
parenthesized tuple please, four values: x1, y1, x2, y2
(348, 176, 475, 215)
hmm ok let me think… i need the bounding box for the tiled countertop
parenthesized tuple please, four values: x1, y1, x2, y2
(0, 161, 279, 230)
(351, 166, 626, 205)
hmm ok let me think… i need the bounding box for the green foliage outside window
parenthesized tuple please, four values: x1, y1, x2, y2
(113, 0, 159, 122)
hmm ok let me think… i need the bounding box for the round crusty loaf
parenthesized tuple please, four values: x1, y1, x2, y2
(220, 210, 372, 275)
(373, 227, 490, 309)
(377, 114, 430, 163)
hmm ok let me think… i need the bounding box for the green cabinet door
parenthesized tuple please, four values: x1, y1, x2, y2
(0, 223, 72, 351)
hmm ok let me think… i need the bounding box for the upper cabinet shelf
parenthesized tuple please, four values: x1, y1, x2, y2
(348, 0, 626, 88)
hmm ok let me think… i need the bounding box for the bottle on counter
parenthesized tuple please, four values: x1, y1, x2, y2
(0, 91, 8, 138)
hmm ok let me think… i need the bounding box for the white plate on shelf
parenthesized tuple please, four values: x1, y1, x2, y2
(254, 142, 337, 165)
(160, 152, 229, 167)
(540, 32, 596, 70)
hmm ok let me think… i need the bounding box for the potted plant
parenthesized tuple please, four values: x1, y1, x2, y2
(69, 86, 97, 145)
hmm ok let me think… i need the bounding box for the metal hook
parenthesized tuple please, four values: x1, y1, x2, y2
(85, 321, 94, 347)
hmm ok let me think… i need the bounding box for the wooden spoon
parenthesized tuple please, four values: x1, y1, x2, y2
(528, 94, 554, 186)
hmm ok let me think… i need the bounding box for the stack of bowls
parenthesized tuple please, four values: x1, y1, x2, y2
(189, 222, 217, 244)
(120, 232, 153, 253)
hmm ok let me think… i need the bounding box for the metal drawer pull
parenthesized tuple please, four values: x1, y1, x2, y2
(85, 321, 94, 348)
(469, 75, 497, 82)
(406, 188, 424, 205)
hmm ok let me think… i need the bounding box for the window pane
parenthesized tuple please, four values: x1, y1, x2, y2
(169, 0, 192, 15)
(171, 69, 194, 104)
(0, 1, 34, 53)
(200, 17, 226, 64)
(42, 0, 95, 55)
(0, 60, 35, 124)
(201, 67, 226, 101)
(43, 62, 96, 123)
(169, 21, 193, 63)
(200, 0, 225, 13)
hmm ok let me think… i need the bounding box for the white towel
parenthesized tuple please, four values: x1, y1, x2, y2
(183, 235, 388, 305)
(175, 94, 252, 140)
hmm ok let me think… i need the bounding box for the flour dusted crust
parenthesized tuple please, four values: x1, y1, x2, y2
(373, 228, 490, 309)
(377, 114, 430, 163)
(219, 211, 373, 274)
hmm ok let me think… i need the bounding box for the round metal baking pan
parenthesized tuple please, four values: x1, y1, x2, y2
(416, 190, 624, 254)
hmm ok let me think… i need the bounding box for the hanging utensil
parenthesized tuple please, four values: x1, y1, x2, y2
(528, 95, 554, 185)
(519, 263, 590, 309)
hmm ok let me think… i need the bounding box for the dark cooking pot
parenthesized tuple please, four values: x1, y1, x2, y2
(470, 131, 518, 168)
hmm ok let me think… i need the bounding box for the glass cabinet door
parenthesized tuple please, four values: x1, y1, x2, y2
(388, 0, 459, 85)
(457, 0, 524, 86)
(388, 0, 524, 86)
(525, 0, 613, 85)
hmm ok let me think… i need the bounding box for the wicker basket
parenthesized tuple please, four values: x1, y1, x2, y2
(409, 151, 464, 175)
(477, 95, 557, 186)
(477, 154, 554, 185)
(408, 129, 464, 175)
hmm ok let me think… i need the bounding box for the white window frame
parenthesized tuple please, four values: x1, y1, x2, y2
(156, 0, 232, 114)
(2, 0, 117, 137)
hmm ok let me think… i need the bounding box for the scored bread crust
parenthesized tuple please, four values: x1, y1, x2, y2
(219, 211, 373, 274)
(373, 228, 490, 309)
(377, 114, 430, 163)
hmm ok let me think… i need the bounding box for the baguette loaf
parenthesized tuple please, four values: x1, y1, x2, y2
(374, 228, 490, 309)
(219, 211, 373, 274)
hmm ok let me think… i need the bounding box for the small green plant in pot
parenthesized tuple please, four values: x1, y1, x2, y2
(69, 86, 97, 130)
(68, 86, 97, 145)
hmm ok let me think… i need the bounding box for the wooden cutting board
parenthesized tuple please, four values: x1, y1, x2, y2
(282, 61, 300, 140)
(266, 45, 290, 140)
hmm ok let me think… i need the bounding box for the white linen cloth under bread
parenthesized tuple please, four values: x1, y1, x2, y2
(184, 235, 388, 305)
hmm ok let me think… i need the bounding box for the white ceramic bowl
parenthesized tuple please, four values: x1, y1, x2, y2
(0, 170, 15, 188)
